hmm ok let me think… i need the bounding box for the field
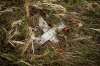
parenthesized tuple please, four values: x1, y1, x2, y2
(0, 0, 100, 66)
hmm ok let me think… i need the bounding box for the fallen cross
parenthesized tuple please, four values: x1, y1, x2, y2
(31, 16, 66, 45)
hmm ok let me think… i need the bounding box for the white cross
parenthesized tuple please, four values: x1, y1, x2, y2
(31, 16, 66, 44)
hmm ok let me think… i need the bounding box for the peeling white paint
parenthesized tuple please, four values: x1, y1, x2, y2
(31, 16, 66, 45)
(38, 27, 57, 44)
(39, 16, 50, 32)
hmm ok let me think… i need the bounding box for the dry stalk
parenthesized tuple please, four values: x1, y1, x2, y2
(20, 0, 33, 56)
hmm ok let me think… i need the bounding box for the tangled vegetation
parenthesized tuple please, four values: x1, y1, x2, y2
(0, 0, 100, 66)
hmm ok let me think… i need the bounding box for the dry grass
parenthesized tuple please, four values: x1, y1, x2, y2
(0, 0, 100, 66)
